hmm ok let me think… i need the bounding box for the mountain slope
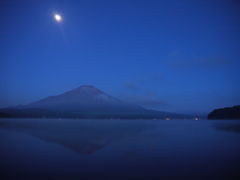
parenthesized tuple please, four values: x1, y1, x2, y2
(0, 85, 192, 119)
(208, 105, 240, 120)
(23, 85, 144, 113)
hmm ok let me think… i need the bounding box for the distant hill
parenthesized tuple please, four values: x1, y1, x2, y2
(208, 105, 240, 120)
(0, 85, 192, 119)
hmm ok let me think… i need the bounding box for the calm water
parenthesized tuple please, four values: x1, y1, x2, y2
(0, 118, 240, 180)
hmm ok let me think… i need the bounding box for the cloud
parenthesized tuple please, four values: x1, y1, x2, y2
(120, 92, 168, 108)
(124, 82, 139, 90)
(168, 50, 233, 69)
(133, 98, 167, 107)
(123, 74, 164, 91)
(122, 76, 168, 108)
(171, 57, 232, 69)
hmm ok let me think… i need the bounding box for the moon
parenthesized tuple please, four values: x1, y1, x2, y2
(54, 14, 62, 22)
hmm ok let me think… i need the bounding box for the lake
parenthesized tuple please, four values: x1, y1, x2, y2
(0, 118, 240, 180)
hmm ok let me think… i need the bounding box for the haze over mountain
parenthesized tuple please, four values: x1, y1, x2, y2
(23, 85, 145, 113)
(0, 85, 192, 119)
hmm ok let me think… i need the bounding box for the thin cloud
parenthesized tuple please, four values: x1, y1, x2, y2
(172, 57, 232, 68)
(120, 93, 168, 108)
(123, 74, 164, 91)
(124, 82, 139, 90)
(168, 50, 233, 69)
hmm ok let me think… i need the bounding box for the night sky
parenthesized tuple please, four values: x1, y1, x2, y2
(0, 0, 240, 115)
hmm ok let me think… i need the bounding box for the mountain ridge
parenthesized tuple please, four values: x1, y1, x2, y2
(0, 85, 193, 119)
(208, 105, 240, 120)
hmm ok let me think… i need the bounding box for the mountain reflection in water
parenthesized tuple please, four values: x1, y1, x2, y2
(0, 119, 154, 154)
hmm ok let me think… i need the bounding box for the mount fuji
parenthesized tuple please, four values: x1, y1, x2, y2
(0, 85, 191, 119)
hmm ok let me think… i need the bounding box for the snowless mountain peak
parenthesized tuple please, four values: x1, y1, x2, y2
(77, 85, 98, 90)
(65, 85, 104, 96)
(0, 85, 192, 119)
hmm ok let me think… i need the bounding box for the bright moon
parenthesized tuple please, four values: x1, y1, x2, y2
(54, 14, 62, 22)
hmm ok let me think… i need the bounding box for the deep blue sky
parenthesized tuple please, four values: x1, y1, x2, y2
(0, 0, 240, 114)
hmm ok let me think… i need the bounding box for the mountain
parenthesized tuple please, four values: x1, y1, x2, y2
(0, 85, 192, 119)
(208, 105, 240, 120)
(23, 85, 144, 112)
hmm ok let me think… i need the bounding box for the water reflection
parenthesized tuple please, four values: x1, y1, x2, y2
(213, 123, 240, 133)
(0, 119, 153, 154)
(1, 119, 240, 179)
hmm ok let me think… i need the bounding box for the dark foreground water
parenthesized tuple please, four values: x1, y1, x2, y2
(0, 118, 240, 180)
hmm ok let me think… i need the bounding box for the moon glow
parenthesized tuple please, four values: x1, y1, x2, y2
(54, 14, 62, 22)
